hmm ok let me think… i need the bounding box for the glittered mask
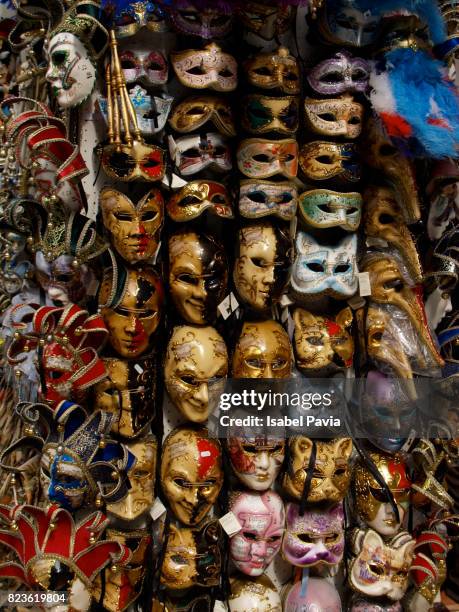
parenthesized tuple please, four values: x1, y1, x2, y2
(317, 3, 379, 47)
(298, 189, 362, 231)
(229, 490, 285, 576)
(120, 49, 168, 86)
(237, 138, 298, 179)
(283, 577, 342, 612)
(244, 46, 300, 94)
(241, 95, 299, 135)
(238, 2, 293, 40)
(299, 141, 361, 183)
(165, 325, 228, 423)
(349, 596, 402, 612)
(114, 1, 167, 37)
(35, 252, 94, 307)
(168, 181, 233, 222)
(229, 575, 282, 612)
(169, 133, 232, 176)
(168, 231, 228, 325)
(169, 3, 233, 39)
(307, 51, 370, 95)
(171, 43, 237, 91)
(100, 141, 166, 183)
(239, 180, 297, 221)
(228, 434, 285, 491)
(169, 95, 236, 137)
(161, 427, 223, 526)
(304, 95, 364, 138)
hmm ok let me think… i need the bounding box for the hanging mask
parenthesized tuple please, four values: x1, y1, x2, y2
(350, 597, 402, 612)
(100, 188, 164, 264)
(233, 222, 292, 311)
(353, 452, 411, 536)
(238, 2, 293, 40)
(228, 433, 285, 491)
(237, 138, 298, 179)
(165, 325, 228, 423)
(101, 141, 166, 183)
(304, 95, 364, 139)
(114, 1, 167, 37)
(316, 2, 380, 47)
(307, 51, 370, 96)
(168, 231, 228, 325)
(229, 575, 282, 611)
(171, 43, 237, 91)
(426, 160, 459, 241)
(169, 95, 236, 137)
(98, 267, 164, 359)
(298, 189, 362, 231)
(229, 490, 285, 576)
(299, 141, 361, 183)
(161, 427, 223, 526)
(169, 2, 233, 39)
(239, 180, 297, 221)
(241, 95, 300, 135)
(120, 49, 168, 86)
(232, 320, 293, 379)
(168, 181, 233, 222)
(161, 521, 221, 590)
(283, 437, 353, 503)
(349, 529, 415, 601)
(291, 232, 358, 300)
(169, 133, 232, 176)
(244, 46, 300, 95)
(411, 439, 454, 511)
(282, 502, 345, 568)
(283, 577, 342, 612)
(35, 252, 95, 307)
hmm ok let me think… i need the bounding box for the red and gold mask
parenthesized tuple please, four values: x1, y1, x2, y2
(167, 181, 233, 222)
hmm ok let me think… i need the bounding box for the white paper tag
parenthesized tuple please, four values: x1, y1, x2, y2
(281, 306, 289, 324)
(219, 511, 242, 536)
(134, 363, 144, 375)
(218, 292, 239, 320)
(358, 272, 372, 297)
(152, 241, 161, 265)
(280, 293, 294, 307)
(213, 601, 227, 612)
(290, 215, 298, 239)
(287, 311, 295, 340)
(150, 497, 166, 521)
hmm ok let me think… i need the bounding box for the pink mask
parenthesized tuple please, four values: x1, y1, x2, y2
(229, 490, 285, 576)
(283, 577, 341, 612)
(307, 51, 370, 96)
(120, 49, 168, 85)
(282, 502, 345, 568)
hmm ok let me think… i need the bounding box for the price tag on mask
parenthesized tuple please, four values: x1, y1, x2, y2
(219, 511, 242, 537)
(214, 601, 228, 612)
(358, 272, 372, 297)
(150, 497, 167, 521)
(218, 292, 239, 320)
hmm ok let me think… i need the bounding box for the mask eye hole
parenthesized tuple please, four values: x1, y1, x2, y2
(252, 153, 272, 163)
(371, 331, 383, 343)
(114, 212, 134, 221)
(212, 194, 226, 204)
(51, 50, 68, 67)
(214, 145, 227, 156)
(305, 262, 325, 273)
(176, 273, 199, 285)
(378, 213, 395, 224)
(285, 71, 298, 81)
(212, 15, 230, 27)
(182, 147, 201, 159)
(253, 66, 273, 76)
(243, 531, 258, 541)
(352, 69, 367, 81)
(334, 264, 351, 273)
(334, 467, 347, 477)
(120, 57, 137, 70)
(179, 9, 199, 21)
(267, 535, 282, 543)
(186, 106, 206, 116)
(306, 335, 324, 346)
(187, 65, 207, 75)
(316, 155, 334, 164)
(173, 478, 191, 488)
(219, 68, 233, 78)
(250, 257, 269, 268)
(347, 206, 359, 214)
(369, 562, 385, 576)
(384, 278, 404, 292)
(141, 211, 158, 221)
(297, 533, 313, 543)
(318, 112, 336, 122)
(379, 144, 397, 157)
(317, 203, 334, 213)
(349, 115, 361, 125)
(180, 375, 199, 386)
(272, 359, 287, 370)
(242, 444, 258, 453)
(323, 71, 344, 83)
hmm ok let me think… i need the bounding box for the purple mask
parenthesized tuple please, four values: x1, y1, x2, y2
(284, 577, 341, 612)
(307, 51, 370, 96)
(282, 502, 344, 568)
(169, 2, 233, 39)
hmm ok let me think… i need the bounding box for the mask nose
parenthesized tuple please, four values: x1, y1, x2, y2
(194, 382, 209, 405)
(256, 451, 270, 470)
(252, 539, 268, 558)
(124, 314, 138, 334)
(193, 279, 207, 299)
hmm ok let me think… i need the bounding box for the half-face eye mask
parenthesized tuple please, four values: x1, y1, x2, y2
(171, 43, 237, 92)
(165, 325, 228, 423)
(169, 2, 233, 39)
(120, 49, 168, 86)
(307, 51, 370, 95)
(299, 141, 361, 183)
(229, 490, 285, 576)
(244, 46, 300, 94)
(114, 1, 167, 37)
(169, 133, 232, 176)
(349, 529, 415, 601)
(317, 2, 380, 47)
(283, 577, 342, 612)
(169, 95, 236, 137)
(242, 95, 299, 135)
(161, 427, 223, 526)
(228, 434, 285, 491)
(349, 596, 402, 612)
(304, 95, 364, 139)
(237, 138, 298, 179)
(229, 575, 281, 612)
(239, 180, 297, 221)
(299, 189, 362, 230)
(100, 141, 166, 183)
(168, 181, 233, 222)
(238, 2, 294, 40)
(284, 437, 353, 503)
(282, 502, 345, 568)
(291, 232, 358, 299)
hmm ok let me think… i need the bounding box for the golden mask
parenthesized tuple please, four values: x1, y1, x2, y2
(299, 140, 361, 183)
(229, 575, 282, 611)
(238, 2, 293, 40)
(304, 95, 363, 139)
(168, 95, 235, 137)
(244, 46, 300, 94)
(167, 180, 233, 222)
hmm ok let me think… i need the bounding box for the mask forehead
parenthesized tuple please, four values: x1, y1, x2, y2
(166, 326, 228, 377)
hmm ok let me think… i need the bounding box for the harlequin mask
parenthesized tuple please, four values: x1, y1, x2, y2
(298, 189, 362, 231)
(307, 51, 370, 95)
(237, 138, 298, 179)
(317, 2, 379, 47)
(169, 96, 235, 137)
(161, 521, 221, 590)
(239, 180, 297, 221)
(233, 222, 292, 311)
(229, 575, 282, 611)
(161, 427, 223, 526)
(120, 49, 168, 86)
(349, 529, 415, 601)
(169, 3, 233, 39)
(232, 320, 293, 379)
(168, 231, 228, 325)
(238, 2, 293, 40)
(283, 437, 352, 503)
(114, 1, 167, 37)
(171, 43, 237, 92)
(283, 577, 341, 612)
(229, 490, 285, 576)
(227, 434, 285, 491)
(241, 95, 299, 135)
(282, 502, 345, 568)
(244, 46, 300, 94)
(304, 96, 364, 139)
(169, 133, 232, 176)
(299, 141, 361, 183)
(292, 232, 358, 299)
(165, 326, 228, 423)
(98, 267, 164, 358)
(353, 452, 411, 536)
(168, 181, 233, 222)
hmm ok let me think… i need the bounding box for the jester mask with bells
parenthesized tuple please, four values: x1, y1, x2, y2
(165, 325, 228, 423)
(45, 1, 108, 109)
(229, 575, 282, 612)
(227, 433, 285, 492)
(160, 427, 223, 526)
(283, 437, 353, 503)
(100, 188, 164, 265)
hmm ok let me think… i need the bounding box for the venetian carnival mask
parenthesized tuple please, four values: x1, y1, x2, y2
(283, 437, 353, 502)
(171, 43, 237, 91)
(244, 46, 300, 95)
(100, 140, 166, 183)
(238, 2, 293, 40)
(349, 597, 402, 612)
(165, 326, 228, 423)
(114, 1, 167, 37)
(169, 3, 233, 39)
(98, 267, 164, 358)
(233, 222, 292, 311)
(161, 427, 223, 526)
(229, 490, 285, 576)
(229, 575, 282, 612)
(298, 189, 362, 231)
(291, 232, 358, 300)
(282, 502, 345, 568)
(168, 231, 228, 325)
(35, 251, 94, 307)
(169, 133, 232, 176)
(307, 51, 370, 95)
(169, 96, 235, 137)
(120, 49, 168, 86)
(241, 95, 299, 135)
(317, 1, 380, 47)
(232, 320, 293, 379)
(168, 181, 233, 222)
(299, 141, 361, 183)
(239, 180, 297, 221)
(100, 188, 164, 264)
(353, 452, 411, 536)
(349, 529, 415, 601)
(283, 577, 341, 612)
(227, 433, 285, 491)
(304, 96, 364, 139)
(237, 138, 298, 179)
